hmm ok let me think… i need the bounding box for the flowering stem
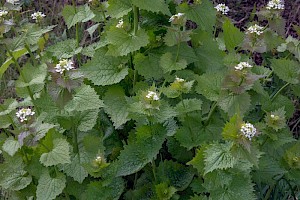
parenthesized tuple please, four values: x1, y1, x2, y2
(133, 6, 139, 36)
(151, 160, 157, 183)
(271, 82, 289, 101)
(175, 41, 181, 62)
(72, 126, 79, 154)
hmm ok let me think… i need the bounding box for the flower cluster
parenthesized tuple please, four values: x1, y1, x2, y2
(266, 0, 284, 10)
(214, 3, 230, 15)
(246, 24, 264, 35)
(31, 11, 46, 21)
(234, 62, 253, 71)
(169, 13, 186, 25)
(175, 76, 185, 83)
(270, 114, 279, 120)
(6, 0, 19, 4)
(146, 91, 159, 101)
(240, 123, 257, 140)
(116, 18, 123, 28)
(16, 108, 35, 122)
(55, 59, 74, 74)
(0, 10, 8, 17)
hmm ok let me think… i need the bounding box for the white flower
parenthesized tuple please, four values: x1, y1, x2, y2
(175, 76, 185, 83)
(6, 0, 19, 4)
(169, 13, 185, 23)
(266, 0, 284, 10)
(55, 59, 74, 74)
(16, 108, 35, 122)
(246, 24, 264, 35)
(240, 123, 257, 140)
(31, 11, 46, 21)
(234, 62, 253, 70)
(146, 91, 159, 101)
(214, 3, 230, 15)
(116, 18, 123, 28)
(95, 156, 102, 163)
(0, 10, 8, 17)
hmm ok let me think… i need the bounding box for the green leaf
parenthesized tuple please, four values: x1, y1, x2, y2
(132, 0, 171, 15)
(81, 49, 128, 86)
(0, 170, 32, 191)
(195, 72, 223, 101)
(15, 64, 47, 98)
(107, 0, 132, 18)
(0, 155, 32, 191)
(159, 52, 187, 73)
(59, 153, 88, 183)
(36, 170, 66, 200)
(62, 4, 95, 29)
(205, 172, 256, 200)
(40, 138, 71, 167)
(0, 57, 13, 79)
(177, 0, 216, 31)
(175, 113, 222, 150)
(76, 110, 99, 132)
(47, 39, 82, 59)
(2, 137, 21, 157)
(222, 19, 244, 51)
(65, 84, 104, 112)
(115, 124, 166, 176)
(270, 58, 300, 84)
(262, 94, 295, 118)
(155, 182, 177, 199)
(107, 28, 149, 56)
(103, 86, 130, 129)
(219, 92, 251, 117)
(188, 147, 206, 175)
(133, 53, 164, 80)
(157, 160, 194, 191)
(86, 178, 124, 200)
(164, 28, 191, 47)
(204, 142, 236, 174)
(175, 99, 202, 115)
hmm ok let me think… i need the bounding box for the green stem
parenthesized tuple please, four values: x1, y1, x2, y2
(175, 41, 181, 62)
(22, 148, 29, 163)
(72, 126, 79, 154)
(271, 82, 290, 101)
(5, 46, 36, 104)
(204, 101, 218, 125)
(151, 160, 157, 183)
(25, 43, 38, 66)
(133, 6, 139, 35)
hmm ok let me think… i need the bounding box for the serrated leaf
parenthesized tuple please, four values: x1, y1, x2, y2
(107, 28, 149, 56)
(47, 39, 82, 59)
(204, 142, 236, 174)
(36, 170, 66, 200)
(188, 147, 206, 175)
(65, 84, 104, 112)
(177, 0, 216, 31)
(157, 160, 194, 191)
(271, 58, 300, 84)
(81, 49, 128, 86)
(2, 137, 21, 156)
(59, 153, 88, 183)
(164, 28, 191, 47)
(132, 0, 171, 15)
(155, 182, 177, 200)
(107, 0, 132, 18)
(62, 4, 95, 29)
(86, 178, 124, 200)
(76, 110, 99, 132)
(103, 86, 130, 129)
(222, 19, 244, 51)
(159, 52, 187, 73)
(175, 99, 202, 115)
(0, 170, 32, 191)
(115, 124, 166, 176)
(134, 53, 164, 80)
(40, 138, 71, 167)
(262, 94, 295, 118)
(219, 92, 251, 117)
(196, 72, 223, 101)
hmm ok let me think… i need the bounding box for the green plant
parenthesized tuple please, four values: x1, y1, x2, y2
(0, 0, 300, 199)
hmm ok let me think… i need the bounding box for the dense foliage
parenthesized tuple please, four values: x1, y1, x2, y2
(0, 0, 300, 199)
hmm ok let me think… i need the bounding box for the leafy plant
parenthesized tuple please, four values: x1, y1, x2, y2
(0, 0, 300, 199)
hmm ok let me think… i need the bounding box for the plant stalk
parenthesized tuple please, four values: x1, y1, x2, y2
(271, 82, 290, 101)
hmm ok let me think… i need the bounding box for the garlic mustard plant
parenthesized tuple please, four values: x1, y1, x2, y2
(31, 11, 46, 22)
(240, 123, 257, 140)
(266, 0, 284, 10)
(54, 59, 74, 74)
(246, 24, 264, 35)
